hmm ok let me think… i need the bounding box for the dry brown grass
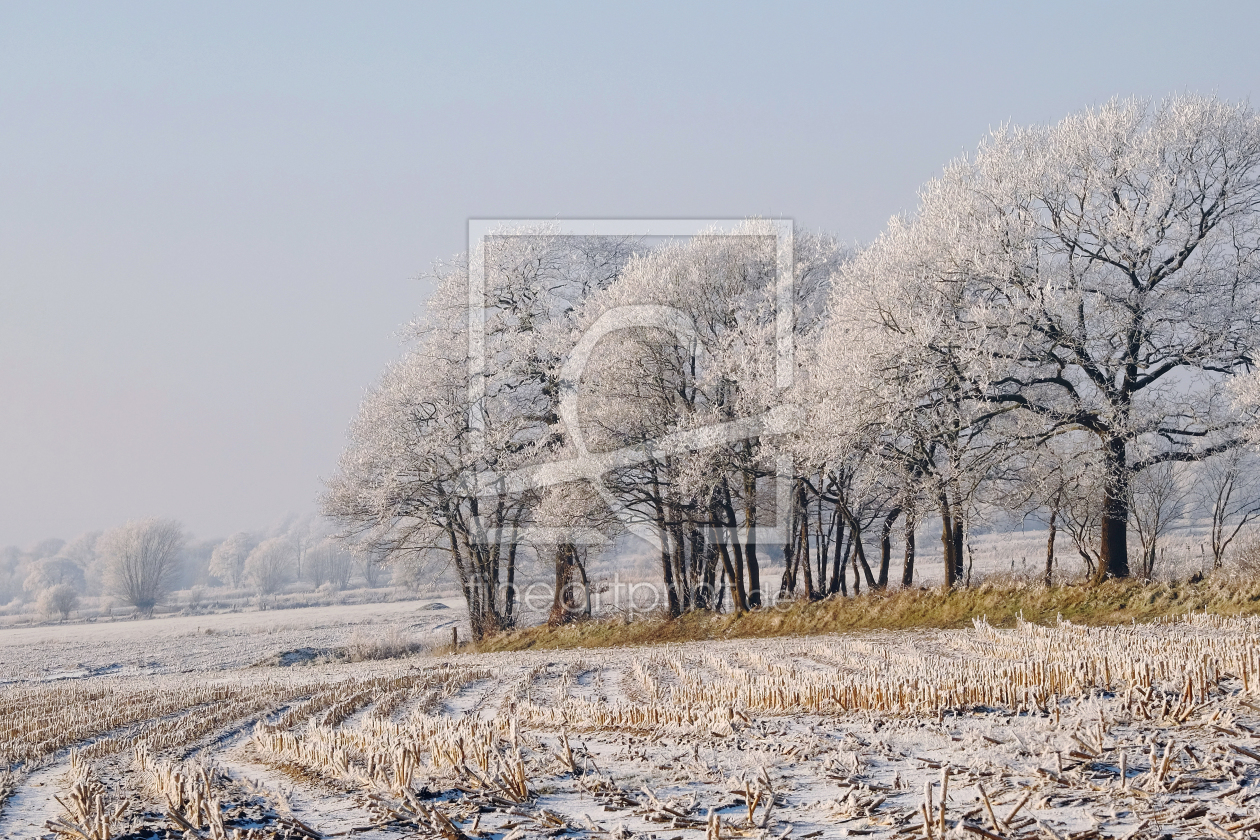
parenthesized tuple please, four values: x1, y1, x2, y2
(474, 573, 1260, 653)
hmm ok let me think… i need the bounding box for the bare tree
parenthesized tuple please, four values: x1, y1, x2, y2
(1197, 450, 1260, 568)
(1128, 462, 1189, 580)
(101, 519, 186, 616)
(356, 547, 386, 588)
(245, 537, 294, 596)
(209, 532, 254, 588)
(305, 538, 354, 589)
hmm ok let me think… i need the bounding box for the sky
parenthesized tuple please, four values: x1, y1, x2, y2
(1, 1, 1258, 548)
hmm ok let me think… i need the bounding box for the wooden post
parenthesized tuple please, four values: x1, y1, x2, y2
(451, 626, 458, 652)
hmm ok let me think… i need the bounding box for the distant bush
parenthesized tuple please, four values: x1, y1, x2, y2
(37, 583, 79, 621)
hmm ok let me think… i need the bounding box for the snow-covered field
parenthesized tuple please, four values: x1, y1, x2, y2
(4, 602, 1260, 840)
(0, 597, 468, 684)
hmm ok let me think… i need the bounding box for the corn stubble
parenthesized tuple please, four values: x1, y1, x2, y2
(6, 615, 1260, 837)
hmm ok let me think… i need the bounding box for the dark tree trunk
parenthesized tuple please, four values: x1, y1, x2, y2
(901, 509, 916, 587)
(878, 507, 901, 589)
(939, 491, 964, 589)
(659, 538, 681, 616)
(576, 553, 591, 618)
(504, 535, 518, 627)
(696, 526, 718, 610)
(649, 469, 682, 616)
(828, 503, 847, 595)
(715, 561, 727, 612)
(652, 506, 682, 617)
(953, 514, 965, 584)
(1097, 435, 1131, 580)
(799, 485, 815, 599)
(816, 493, 830, 591)
(1044, 507, 1057, 587)
(715, 532, 745, 612)
(718, 483, 749, 611)
(669, 517, 689, 611)
(854, 537, 876, 590)
(549, 543, 586, 627)
(779, 497, 797, 598)
(743, 470, 762, 608)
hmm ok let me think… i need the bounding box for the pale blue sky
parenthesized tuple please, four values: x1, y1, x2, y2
(1, 1, 1257, 547)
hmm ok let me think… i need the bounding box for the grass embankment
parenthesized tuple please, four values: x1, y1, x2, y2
(474, 574, 1260, 653)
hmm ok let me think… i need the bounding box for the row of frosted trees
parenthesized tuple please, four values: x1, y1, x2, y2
(326, 96, 1260, 640)
(2, 518, 372, 620)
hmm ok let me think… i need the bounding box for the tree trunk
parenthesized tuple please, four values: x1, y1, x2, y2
(669, 517, 689, 611)
(779, 499, 797, 598)
(842, 538, 853, 596)
(901, 509, 916, 587)
(549, 543, 581, 627)
(878, 507, 901, 589)
(1097, 436, 1131, 581)
(715, 532, 745, 612)
(799, 485, 815, 599)
(576, 554, 591, 618)
(816, 494, 830, 591)
(719, 483, 749, 611)
(652, 505, 682, 617)
(1044, 507, 1057, 587)
(836, 501, 877, 591)
(828, 504, 847, 595)
(939, 491, 964, 589)
(953, 514, 965, 584)
(743, 469, 762, 608)
(504, 541, 517, 627)
(854, 536, 876, 589)
(688, 523, 706, 607)
(697, 527, 718, 610)
(715, 561, 727, 612)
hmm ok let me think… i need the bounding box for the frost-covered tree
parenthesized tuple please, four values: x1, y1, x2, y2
(100, 519, 185, 616)
(325, 230, 635, 638)
(810, 211, 1018, 589)
(946, 96, 1260, 579)
(0, 546, 23, 605)
(23, 556, 86, 594)
(304, 537, 355, 589)
(37, 583, 78, 621)
(58, 532, 103, 596)
(572, 224, 842, 611)
(244, 537, 294, 596)
(209, 532, 254, 588)
(820, 95, 1260, 581)
(1195, 449, 1260, 568)
(1127, 461, 1189, 579)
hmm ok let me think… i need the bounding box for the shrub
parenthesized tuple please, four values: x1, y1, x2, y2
(38, 583, 79, 621)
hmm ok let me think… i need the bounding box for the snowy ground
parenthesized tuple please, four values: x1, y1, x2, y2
(4, 599, 1260, 839)
(0, 596, 468, 684)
